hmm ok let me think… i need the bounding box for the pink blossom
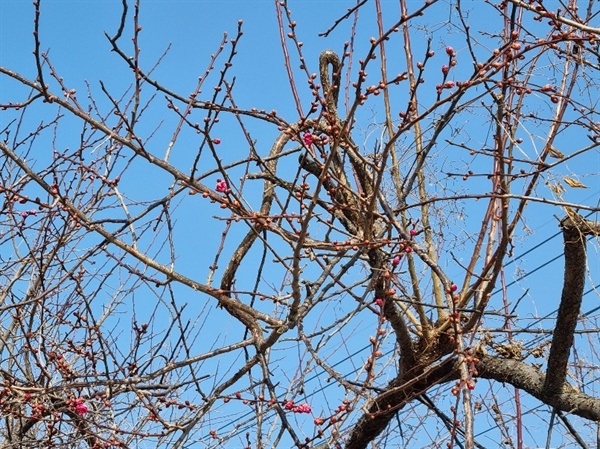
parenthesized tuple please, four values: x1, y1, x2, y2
(445, 46, 455, 56)
(303, 133, 314, 146)
(441, 65, 449, 75)
(409, 229, 418, 237)
(72, 398, 88, 415)
(295, 403, 312, 413)
(216, 179, 228, 193)
(391, 256, 401, 266)
(375, 298, 383, 307)
(284, 400, 294, 410)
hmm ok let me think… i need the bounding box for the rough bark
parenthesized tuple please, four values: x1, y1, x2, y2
(478, 354, 600, 420)
(544, 214, 600, 396)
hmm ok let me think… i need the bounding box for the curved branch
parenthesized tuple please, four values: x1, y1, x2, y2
(319, 50, 341, 118)
(543, 213, 600, 396)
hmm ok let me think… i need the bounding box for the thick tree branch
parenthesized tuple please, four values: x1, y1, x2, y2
(478, 354, 600, 421)
(344, 356, 455, 449)
(544, 214, 600, 396)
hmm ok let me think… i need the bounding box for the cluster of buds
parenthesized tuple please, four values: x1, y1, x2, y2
(29, 401, 47, 419)
(285, 401, 312, 414)
(390, 239, 413, 267)
(450, 378, 476, 396)
(47, 351, 74, 377)
(463, 351, 480, 376)
(313, 400, 352, 426)
(436, 46, 458, 95)
(19, 209, 38, 219)
(450, 349, 480, 396)
(223, 392, 311, 415)
(451, 367, 479, 396)
(67, 397, 88, 415)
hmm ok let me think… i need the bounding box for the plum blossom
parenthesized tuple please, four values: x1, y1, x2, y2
(216, 179, 228, 193)
(71, 397, 88, 415)
(283, 400, 311, 413)
(294, 403, 312, 413)
(303, 133, 314, 146)
(443, 80, 455, 89)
